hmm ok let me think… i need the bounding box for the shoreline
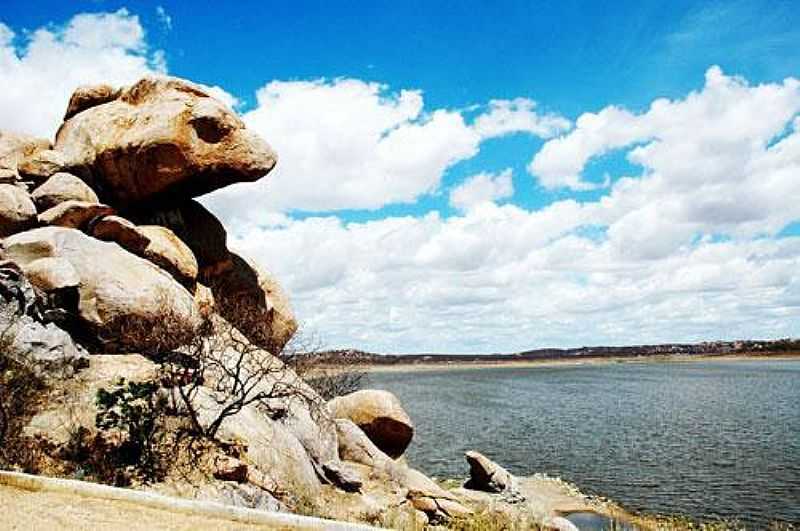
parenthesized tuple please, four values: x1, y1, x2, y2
(355, 351, 800, 373)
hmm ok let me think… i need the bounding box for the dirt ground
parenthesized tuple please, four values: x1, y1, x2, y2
(0, 484, 298, 530)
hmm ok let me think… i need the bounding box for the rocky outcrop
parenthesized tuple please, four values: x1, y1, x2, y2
(0, 266, 87, 369)
(1, 227, 200, 351)
(209, 253, 297, 353)
(328, 390, 414, 459)
(31, 173, 99, 211)
(0, 184, 37, 237)
(55, 77, 277, 205)
(334, 418, 472, 522)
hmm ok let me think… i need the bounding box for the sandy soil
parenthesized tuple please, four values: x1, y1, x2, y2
(359, 352, 800, 373)
(0, 484, 286, 531)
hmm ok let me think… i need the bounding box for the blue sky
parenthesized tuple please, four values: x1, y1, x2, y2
(1, 1, 799, 352)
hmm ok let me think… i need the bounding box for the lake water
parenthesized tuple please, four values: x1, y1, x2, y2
(366, 359, 800, 527)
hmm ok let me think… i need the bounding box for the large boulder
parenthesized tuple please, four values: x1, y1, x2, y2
(31, 172, 99, 211)
(0, 184, 37, 237)
(55, 76, 277, 205)
(328, 390, 414, 459)
(209, 253, 297, 353)
(137, 225, 198, 290)
(1, 227, 201, 352)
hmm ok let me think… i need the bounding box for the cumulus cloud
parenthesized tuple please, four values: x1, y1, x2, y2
(0, 9, 166, 139)
(473, 98, 571, 139)
(216, 67, 800, 352)
(449, 168, 514, 210)
(201, 79, 480, 218)
(530, 66, 800, 258)
(204, 81, 570, 218)
(226, 203, 800, 353)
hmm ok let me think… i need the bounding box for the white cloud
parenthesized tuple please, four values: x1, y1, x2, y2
(449, 168, 514, 210)
(226, 203, 800, 353)
(473, 98, 571, 139)
(204, 83, 571, 218)
(214, 67, 800, 352)
(0, 9, 165, 139)
(530, 66, 800, 258)
(155, 6, 173, 32)
(204, 78, 481, 217)
(531, 66, 800, 191)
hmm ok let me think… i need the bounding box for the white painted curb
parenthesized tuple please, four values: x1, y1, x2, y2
(0, 470, 378, 530)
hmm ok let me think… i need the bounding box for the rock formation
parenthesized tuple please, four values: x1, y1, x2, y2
(0, 74, 600, 529)
(55, 77, 277, 205)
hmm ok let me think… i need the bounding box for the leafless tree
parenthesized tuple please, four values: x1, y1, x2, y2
(159, 314, 320, 439)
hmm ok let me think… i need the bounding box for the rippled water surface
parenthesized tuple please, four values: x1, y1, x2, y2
(367, 360, 800, 526)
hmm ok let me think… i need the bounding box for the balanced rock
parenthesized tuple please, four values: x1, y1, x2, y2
(55, 76, 277, 205)
(464, 450, 514, 493)
(1, 227, 201, 352)
(210, 253, 297, 353)
(90, 215, 151, 254)
(328, 389, 414, 459)
(137, 225, 198, 290)
(0, 184, 37, 236)
(31, 172, 99, 211)
(37, 200, 114, 230)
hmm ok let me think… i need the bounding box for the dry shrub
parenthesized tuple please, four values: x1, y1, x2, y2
(285, 331, 368, 401)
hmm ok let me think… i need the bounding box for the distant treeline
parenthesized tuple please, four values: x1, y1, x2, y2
(305, 338, 800, 366)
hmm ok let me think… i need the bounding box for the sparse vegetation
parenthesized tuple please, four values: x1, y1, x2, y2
(94, 378, 169, 482)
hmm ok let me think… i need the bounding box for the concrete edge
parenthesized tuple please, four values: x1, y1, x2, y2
(0, 470, 378, 530)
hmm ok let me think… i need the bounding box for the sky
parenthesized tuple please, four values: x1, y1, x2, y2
(1, 1, 799, 353)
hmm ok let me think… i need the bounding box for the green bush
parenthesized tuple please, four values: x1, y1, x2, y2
(95, 378, 168, 481)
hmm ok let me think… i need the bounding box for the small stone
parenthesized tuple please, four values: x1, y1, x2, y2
(212, 455, 248, 483)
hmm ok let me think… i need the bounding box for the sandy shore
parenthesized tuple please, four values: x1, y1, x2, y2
(358, 352, 800, 373)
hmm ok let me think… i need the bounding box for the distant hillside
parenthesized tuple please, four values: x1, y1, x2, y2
(305, 338, 800, 366)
